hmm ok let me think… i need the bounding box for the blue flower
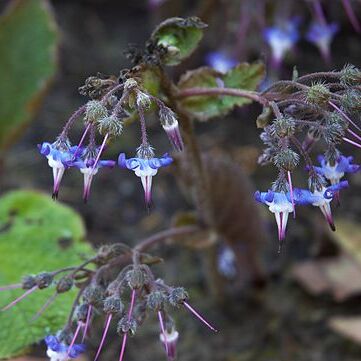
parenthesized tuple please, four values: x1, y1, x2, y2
(45, 335, 85, 361)
(293, 181, 349, 231)
(264, 18, 300, 67)
(255, 181, 349, 239)
(69, 147, 116, 202)
(306, 22, 338, 61)
(314, 155, 360, 184)
(205, 51, 237, 73)
(118, 153, 173, 205)
(255, 190, 293, 241)
(38, 139, 79, 199)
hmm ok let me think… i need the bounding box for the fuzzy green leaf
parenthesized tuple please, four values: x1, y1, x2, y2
(0, 191, 92, 359)
(178, 62, 265, 121)
(0, 0, 58, 152)
(152, 17, 207, 66)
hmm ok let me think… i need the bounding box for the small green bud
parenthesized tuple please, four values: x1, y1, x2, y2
(85, 100, 108, 123)
(306, 83, 331, 106)
(342, 89, 361, 114)
(97, 115, 123, 137)
(340, 64, 361, 86)
(273, 148, 299, 171)
(271, 116, 296, 137)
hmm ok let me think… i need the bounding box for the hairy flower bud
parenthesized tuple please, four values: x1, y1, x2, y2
(126, 268, 146, 289)
(340, 64, 361, 86)
(85, 100, 108, 123)
(83, 284, 105, 306)
(136, 90, 152, 109)
(103, 296, 124, 314)
(306, 83, 331, 106)
(342, 89, 361, 115)
(323, 113, 347, 145)
(22, 275, 36, 289)
(35, 272, 53, 289)
(76, 304, 89, 322)
(271, 116, 296, 137)
(56, 276, 73, 294)
(146, 291, 167, 310)
(97, 115, 123, 137)
(117, 316, 137, 336)
(273, 148, 299, 171)
(168, 287, 188, 307)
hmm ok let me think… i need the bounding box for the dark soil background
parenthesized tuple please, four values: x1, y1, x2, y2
(2, 0, 361, 360)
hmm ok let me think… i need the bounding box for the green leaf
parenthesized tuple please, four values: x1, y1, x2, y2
(0, 0, 58, 152)
(151, 17, 207, 66)
(0, 191, 93, 359)
(178, 62, 265, 121)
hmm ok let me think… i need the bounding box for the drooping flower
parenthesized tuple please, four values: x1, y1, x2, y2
(314, 155, 360, 184)
(69, 147, 115, 202)
(45, 335, 85, 361)
(255, 190, 293, 242)
(293, 181, 349, 231)
(306, 22, 339, 62)
(159, 107, 184, 152)
(263, 18, 300, 68)
(205, 51, 237, 73)
(159, 328, 179, 361)
(118, 151, 173, 206)
(38, 138, 79, 199)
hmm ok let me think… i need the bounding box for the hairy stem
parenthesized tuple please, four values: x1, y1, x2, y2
(176, 87, 268, 106)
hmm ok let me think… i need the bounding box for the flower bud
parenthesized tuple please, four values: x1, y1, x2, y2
(83, 284, 105, 306)
(136, 90, 152, 109)
(146, 291, 166, 311)
(126, 268, 146, 289)
(159, 107, 184, 152)
(103, 296, 124, 314)
(168, 287, 188, 307)
(271, 116, 296, 137)
(22, 275, 36, 289)
(35, 272, 53, 289)
(340, 64, 361, 86)
(56, 276, 73, 294)
(306, 83, 331, 106)
(117, 316, 137, 336)
(76, 304, 89, 322)
(85, 100, 108, 123)
(273, 148, 299, 171)
(97, 115, 123, 137)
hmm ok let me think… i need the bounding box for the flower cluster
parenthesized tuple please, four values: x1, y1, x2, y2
(0, 243, 217, 361)
(256, 65, 361, 249)
(38, 78, 182, 205)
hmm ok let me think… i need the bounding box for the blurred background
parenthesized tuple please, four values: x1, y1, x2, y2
(1, 0, 361, 360)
